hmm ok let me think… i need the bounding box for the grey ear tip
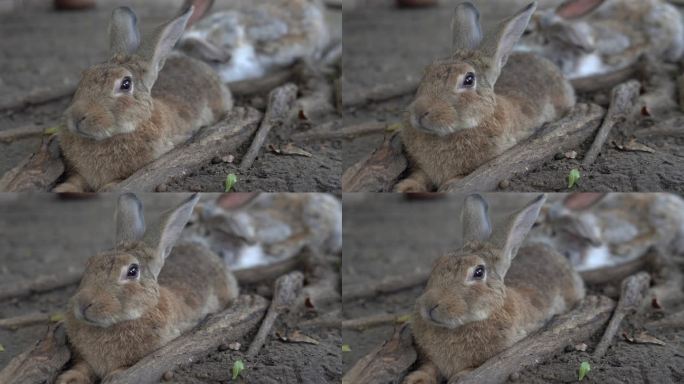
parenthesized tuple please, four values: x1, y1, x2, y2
(524, 2, 538, 13)
(456, 2, 480, 16)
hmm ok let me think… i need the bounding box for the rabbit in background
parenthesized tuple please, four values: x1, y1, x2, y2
(55, 7, 232, 192)
(527, 193, 684, 271)
(516, 0, 684, 79)
(56, 194, 238, 384)
(178, 0, 330, 83)
(182, 193, 342, 270)
(396, 1, 575, 192)
(405, 194, 584, 383)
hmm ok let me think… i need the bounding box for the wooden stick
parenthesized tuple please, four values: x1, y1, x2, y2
(455, 295, 615, 384)
(633, 116, 684, 139)
(0, 125, 46, 143)
(342, 324, 417, 384)
(0, 135, 65, 192)
(0, 83, 76, 111)
(579, 248, 664, 286)
(0, 313, 51, 330)
(0, 323, 71, 384)
(0, 270, 82, 302)
(342, 313, 410, 331)
(593, 272, 650, 358)
(343, 76, 419, 108)
(246, 272, 304, 358)
(239, 83, 298, 171)
(103, 295, 269, 384)
(645, 309, 684, 330)
(343, 269, 430, 302)
(298, 309, 341, 329)
(342, 132, 408, 192)
(110, 107, 261, 192)
(583, 81, 640, 166)
(441, 103, 605, 193)
(292, 120, 389, 141)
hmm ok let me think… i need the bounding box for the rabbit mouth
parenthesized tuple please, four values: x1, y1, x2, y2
(420, 305, 465, 329)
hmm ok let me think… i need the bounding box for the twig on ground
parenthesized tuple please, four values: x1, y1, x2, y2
(239, 84, 298, 171)
(0, 125, 46, 143)
(342, 324, 417, 384)
(343, 269, 430, 302)
(343, 76, 419, 108)
(0, 135, 65, 192)
(646, 309, 684, 330)
(292, 120, 389, 141)
(110, 107, 261, 192)
(455, 295, 615, 384)
(593, 272, 650, 358)
(246, 272, 304, 358)
(298, 309, 341, 329)
(103, 295, 269, 384)
(0, 270, 82, 302)
(342, 132, 408, 192)
(440, 103, 604, 193)
(0, 313, 51, 330)
(0, 323, 71, 384)
(583, 81, 640, 166)
(342, 313, 411, 331)
(633, 116, 684, 139)
(0, 83, 76, 111)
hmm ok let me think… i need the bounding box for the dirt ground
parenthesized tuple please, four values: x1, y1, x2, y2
(0, 0, 341, 192)
(342, 0, 684, 193)
(341, 193, 684, 384)
(0, 193, 341, 383)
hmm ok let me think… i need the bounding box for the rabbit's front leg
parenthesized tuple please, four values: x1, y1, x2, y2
(394, 169, 432, 193)
(403, 360, 441, 384)
(53, 173, 89, 193)
(437, 176, 464, 192)
(56, 358, 96, 384)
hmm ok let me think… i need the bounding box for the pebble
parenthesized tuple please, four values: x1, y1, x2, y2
(498, 179, 510, 189)
(155, 184, 168, 192)
(509, 372, 520, 382)
(554, 152, 565, 160)
(162, 371, 173, 381)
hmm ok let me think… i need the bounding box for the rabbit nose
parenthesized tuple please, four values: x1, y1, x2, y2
(428, 304, 439, 322)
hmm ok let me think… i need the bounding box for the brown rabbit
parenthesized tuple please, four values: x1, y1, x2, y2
(55, 7, 232, 192)
(405, 194, 585, 383)
(396, 2, 575, 192)
(56, 194, 238, 384)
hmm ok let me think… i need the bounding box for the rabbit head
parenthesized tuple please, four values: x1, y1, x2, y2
(408, 2, 537, 136)
(70, 193, 199, 328)
(63, 7, 193, 141)
(519, 0, 605, 77)
(416, 194, 545, 329)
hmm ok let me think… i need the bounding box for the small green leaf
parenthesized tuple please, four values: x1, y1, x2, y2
(0, 343, 4, 352)
(578, 361, 590, 381)
(50, 312, 64, 322)
(232, 359, 244, 380)
(43, 125, 61, 135)
(396, 314, 412, 324)
(567, 169, 581, 189)
(341, 344, 351, 352)
(224, 173, 238, 192)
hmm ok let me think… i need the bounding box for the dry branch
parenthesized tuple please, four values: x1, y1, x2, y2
(646, 309, 684, 330)
(455, 295, 615, 384)
(583, 81, 640, 166)
(342, 313, 410, 331)
(110, 107, 261, 192)
(342, 132, 408, 192)
(293, 121, 388, 141)
(593, 272, 650, 358)
(343, 269, 430, 302)
(298, 309, 341, 329)
(0, 135, 65, 192)
(633, 116, 684, 139)
(0, 83, 76, 111)
(579, 248, 664, 286)
(103, 295, 268, 384)
(343, 76, 419, 108)
(0, 125, 46, 143)
(0, 270, 82, 302)
(342, 324, 417, 384)
(246, 272, 304, 358)
(0, 324, 71, 384)
(441, 103, 605, 193)
(0, 313, 51, 330)
(240, 83, 298, 171)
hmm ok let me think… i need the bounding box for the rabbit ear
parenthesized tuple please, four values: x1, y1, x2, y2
(563, 193, 605, 210)
(451, 2, 483, 52)
(480, 2, 537, 83)
(108, 7, 141, 56)
(490, 194, 546, 276)
(144, 194, 199, 277)
(115, 193, 145, 246)
(137, 6, 194, 89)
(556, 0, 604, 19)
(182, 0, 215, 28)
(548, 20, 595, 52)
(462, 194, 492, 244)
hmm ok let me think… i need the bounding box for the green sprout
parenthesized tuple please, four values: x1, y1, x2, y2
(567, 169, 581, 189)
(50, 312, 64, 322)
(341, 344, 351, 352)
(578, 361, 590, 381)
(224, 173, 238, 192)
(232, 359, 245, 380)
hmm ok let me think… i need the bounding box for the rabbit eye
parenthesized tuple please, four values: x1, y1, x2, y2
(120, 77, 132, 91)
(462, 72, 475, 88)
(126, 263, 139, 278)
(473, 265, 485, 280)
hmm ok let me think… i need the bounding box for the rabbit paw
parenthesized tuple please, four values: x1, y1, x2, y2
(403, 370, 439, 384)
(56, 369, 92, 384)
(437, 177, 463, 192)
(394, 179, 429, 193)
(53, 182, 83, 193)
